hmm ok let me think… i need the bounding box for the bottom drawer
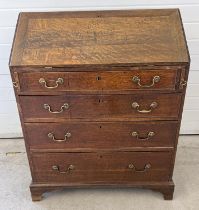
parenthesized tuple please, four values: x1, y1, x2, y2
(32, 151, 173, 183)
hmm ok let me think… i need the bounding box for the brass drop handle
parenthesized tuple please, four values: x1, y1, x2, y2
(13, 82, 18, 88)
(132, 102, 158, 113)
(128, 163, 151, 172)
(39, 78, 64, 89)
(48, 132, 71, 142)
(52, 164, 75, 174)
(43, 103, 69, 114)
(132, 75, 160, 88)
(180, 80, 187, 89)
(131, 131, 155, 141)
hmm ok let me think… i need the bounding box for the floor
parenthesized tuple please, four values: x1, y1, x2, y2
(0, 136, 198, 210)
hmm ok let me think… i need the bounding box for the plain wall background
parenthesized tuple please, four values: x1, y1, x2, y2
(0, 0, 199, 137)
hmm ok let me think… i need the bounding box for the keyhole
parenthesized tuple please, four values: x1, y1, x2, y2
(99, 125, 102, 128)
(96, 76, 101, 81)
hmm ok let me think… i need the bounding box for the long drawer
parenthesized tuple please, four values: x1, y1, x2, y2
(17, 69, 179, 92)
(25, 121, 178, 150)
(32, 151, 172, 183)
(19, 93, 181, 121)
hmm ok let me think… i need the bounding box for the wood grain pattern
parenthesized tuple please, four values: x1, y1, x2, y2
(68, 69, 178, 91)
(25, 121, 178, 150)
(9, 9, 190, 201)
(19, 94, 182, 121)
(15, 67, 183, 94)
(29, 181, 174, 201)
(31, 151, 172, 183)
(9, 9, 189, 67)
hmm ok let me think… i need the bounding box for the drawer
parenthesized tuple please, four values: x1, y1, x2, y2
(32, 152, 172, 183)
(20, 93, 181, 121)
(25, 121, 178, 150)
(17, 69, 179, 92)
(68, 70, 178, 91)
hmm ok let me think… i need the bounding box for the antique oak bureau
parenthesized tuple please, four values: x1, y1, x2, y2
(10, 9, 190, 201)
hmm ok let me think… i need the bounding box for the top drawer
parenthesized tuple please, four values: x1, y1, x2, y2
(15, 69, 180, 93)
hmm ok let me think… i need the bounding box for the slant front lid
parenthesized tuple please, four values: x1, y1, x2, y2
(10, 9, 189, 67)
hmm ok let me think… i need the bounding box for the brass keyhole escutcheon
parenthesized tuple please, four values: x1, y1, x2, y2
(98, 98, 103, 103)
(96, 76, 101, 81)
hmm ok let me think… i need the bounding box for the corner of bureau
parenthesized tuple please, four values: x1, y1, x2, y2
(9, 9, 190, 201)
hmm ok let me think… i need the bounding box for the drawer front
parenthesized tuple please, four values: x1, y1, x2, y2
(17, 69, 179, 92)
(32, 152, 172, 183)
(20, 94, 181, 121)
(25, 121, 177, 150)
(69, 70, 178, 91)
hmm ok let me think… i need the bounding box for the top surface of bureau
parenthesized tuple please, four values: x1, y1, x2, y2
(9, 9, 189, 68)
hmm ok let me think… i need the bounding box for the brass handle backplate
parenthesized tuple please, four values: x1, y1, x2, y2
(39, 78, 64, 89)
(13, 82, 18, 87)
(132, 102, 158, 113)
(132, 131, 155, 141)
(180, 80, 187, 89)
(52, 164, 75, 174)
(43, 103, 69, 114)
(132, 75, 160, 88)
(48, 132, 71, 142)
(12, 72, 20, 90)
(128, 163, 151, 172)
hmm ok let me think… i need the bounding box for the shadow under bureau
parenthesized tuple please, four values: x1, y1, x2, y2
(9, 9, 190, 201)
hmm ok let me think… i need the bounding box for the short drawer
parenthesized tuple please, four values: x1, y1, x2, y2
(25, 121, 178, 150)
(32, 151, 172, 183)
(68, 69, 178, 91)
(17, 69, 179, 92)
(19, 93, 181, 121)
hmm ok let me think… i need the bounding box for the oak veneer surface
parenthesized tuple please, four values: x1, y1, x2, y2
(25, 121, 178, 150)
(10, 9, 189, 67)
(18, 69, 179, 92)
(19, 94, 181, 120)
(10, 9, 190, 201)
(32, 152, 172, 183)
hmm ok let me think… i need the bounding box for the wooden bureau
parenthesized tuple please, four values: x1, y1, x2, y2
(9, 9, 190, 201)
